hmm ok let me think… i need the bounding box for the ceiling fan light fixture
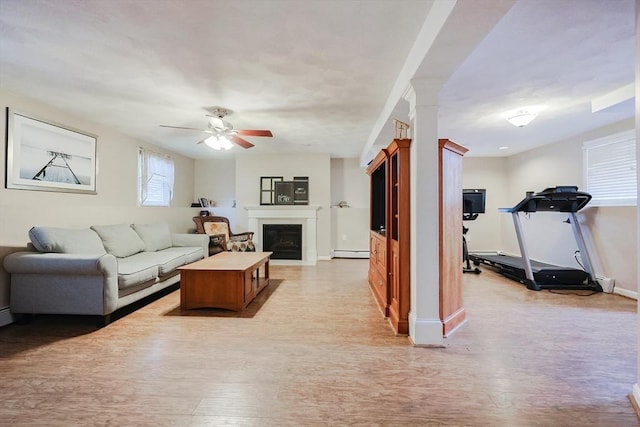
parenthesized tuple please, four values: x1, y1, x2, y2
(204, 135, 233, 150)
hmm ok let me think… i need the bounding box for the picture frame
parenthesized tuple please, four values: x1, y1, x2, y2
(293, 179, 309, 205)
(199, 197, 209, 207)
(274, 181, 294, 205)
(5, 108, 97, 194)
(260, 176, 283, 205)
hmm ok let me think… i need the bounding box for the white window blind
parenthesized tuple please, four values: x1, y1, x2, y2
(583, 130, 637, 206)
(138, 148, 175, 207)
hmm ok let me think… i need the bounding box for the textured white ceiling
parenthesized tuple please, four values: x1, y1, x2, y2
(0, 0, 635, 161)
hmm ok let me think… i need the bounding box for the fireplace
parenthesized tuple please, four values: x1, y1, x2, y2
(245, 205, 319, 265)
(263, 224, 302, 260)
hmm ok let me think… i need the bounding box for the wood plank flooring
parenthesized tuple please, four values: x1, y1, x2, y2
(0, 259, 637, 426)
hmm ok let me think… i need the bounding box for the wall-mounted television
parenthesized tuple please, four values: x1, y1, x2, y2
(463, 189, 486, 214)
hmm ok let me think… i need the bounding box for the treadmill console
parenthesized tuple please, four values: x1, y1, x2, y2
(502, 186, 592, 213)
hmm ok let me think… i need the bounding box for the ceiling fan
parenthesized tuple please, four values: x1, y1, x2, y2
(160, 108, 273, 150)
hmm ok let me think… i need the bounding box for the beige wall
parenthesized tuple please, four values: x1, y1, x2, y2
(461, 157, 508, 253)
(0, 89, 197, 312)
(330, 158, 369, 251)
(194, 158, 236, 209)
(330, 158, 369, 208)
(234, 153, 332, 258)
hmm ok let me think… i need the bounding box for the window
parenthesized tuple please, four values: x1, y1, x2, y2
(583, 130, 636, 206)
(138, 148, 174, 206)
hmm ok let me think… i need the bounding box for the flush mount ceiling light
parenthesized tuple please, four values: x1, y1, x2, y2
(204, 135, 234, 150)
(505, 110, 538, 127)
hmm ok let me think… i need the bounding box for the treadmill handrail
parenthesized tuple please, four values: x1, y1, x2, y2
(499, 187, 592, 213)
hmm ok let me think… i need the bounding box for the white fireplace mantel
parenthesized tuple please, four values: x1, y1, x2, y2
(245, 205, 320, 265)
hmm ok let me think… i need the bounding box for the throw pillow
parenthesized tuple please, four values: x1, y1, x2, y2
(131, 223, 172, 252)
(29, 227, 107, 255)
(90, 224, 146, 258)
(203, 222, 229, 241)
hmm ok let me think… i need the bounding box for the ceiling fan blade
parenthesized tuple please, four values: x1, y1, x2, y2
(237, 129, 273, 137)
(230, 135, 255, 149)
(160, 125, 212, 133)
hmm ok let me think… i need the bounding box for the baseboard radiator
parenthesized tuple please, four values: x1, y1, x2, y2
(331, 249, 370, 259)
(0, 307, 14, 327)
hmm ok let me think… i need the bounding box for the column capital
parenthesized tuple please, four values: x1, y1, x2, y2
(403, 78, 445, 115)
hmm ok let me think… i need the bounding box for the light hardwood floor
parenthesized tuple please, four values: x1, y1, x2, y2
(0, 259, 638, 426)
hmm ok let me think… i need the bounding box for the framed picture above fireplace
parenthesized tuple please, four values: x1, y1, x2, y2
(260, 176, 283, 205)
(274, 181, 295, 205)
(293, 179, 309, 205)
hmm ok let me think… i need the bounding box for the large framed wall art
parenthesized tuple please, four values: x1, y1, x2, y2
(5, 108, 98, 194)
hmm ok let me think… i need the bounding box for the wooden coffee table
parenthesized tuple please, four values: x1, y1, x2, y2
(178, 251, 273, 311)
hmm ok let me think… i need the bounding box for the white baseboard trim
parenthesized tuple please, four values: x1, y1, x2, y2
(317, 255, 332, 261)
(408, 312, 444, 347)
(0, 307, 14, 327)
(330, 249, 370, 259)
(614, 287, 638, 300)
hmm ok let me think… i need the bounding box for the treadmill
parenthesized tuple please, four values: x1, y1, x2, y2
(469, 186, 602, 292)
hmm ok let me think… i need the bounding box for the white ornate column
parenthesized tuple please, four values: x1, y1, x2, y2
(405, 78, 445, 346)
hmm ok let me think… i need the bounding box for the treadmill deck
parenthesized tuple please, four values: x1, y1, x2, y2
(469, 253, 590, 289)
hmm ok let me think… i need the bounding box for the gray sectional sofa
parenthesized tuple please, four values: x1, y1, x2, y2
(3, 222, 209, 325)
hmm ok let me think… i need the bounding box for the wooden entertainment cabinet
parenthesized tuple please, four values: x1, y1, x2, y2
(366, 138, 467, 337)
(367, 139, 411, 334)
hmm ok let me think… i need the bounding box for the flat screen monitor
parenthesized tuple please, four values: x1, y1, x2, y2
(463, 189, 486, 214)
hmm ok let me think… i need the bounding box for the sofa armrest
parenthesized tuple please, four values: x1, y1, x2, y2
(4, 252, 120, 316)
(171, 233, 209, 257)
(3, 252, 117, 275)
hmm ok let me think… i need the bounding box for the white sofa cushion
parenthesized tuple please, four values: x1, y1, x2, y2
(160, 246, 204, 265)
(116, 256, 159, 290)
(90, 224, 145, 258)
(28, 227, 107, 255)
(132, 223, 173, 252)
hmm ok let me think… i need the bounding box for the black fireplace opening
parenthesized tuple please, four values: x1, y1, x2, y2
(263, 224, 302, 260)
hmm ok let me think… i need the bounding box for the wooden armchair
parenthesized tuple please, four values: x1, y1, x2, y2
(192, 216, 255, 255)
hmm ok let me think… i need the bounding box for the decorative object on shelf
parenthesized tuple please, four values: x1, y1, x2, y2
(260, 176, 283, 205)
(199, 197, 209, 207)
(6, 108, 97, 194)
(337, 200, 350, 208)
(274, 181, 295, 205)
(394, 119, 410, 139)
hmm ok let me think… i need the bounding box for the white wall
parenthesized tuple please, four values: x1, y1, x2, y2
(330, 158, 369, 252)
(330, 158, 369, 208)
(194, 158, 236, 208)
(0, 89, 197, 313)
(193, 158, 240, 229)
(234, 153, 332, 258)
(461, 157, 508, 253)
